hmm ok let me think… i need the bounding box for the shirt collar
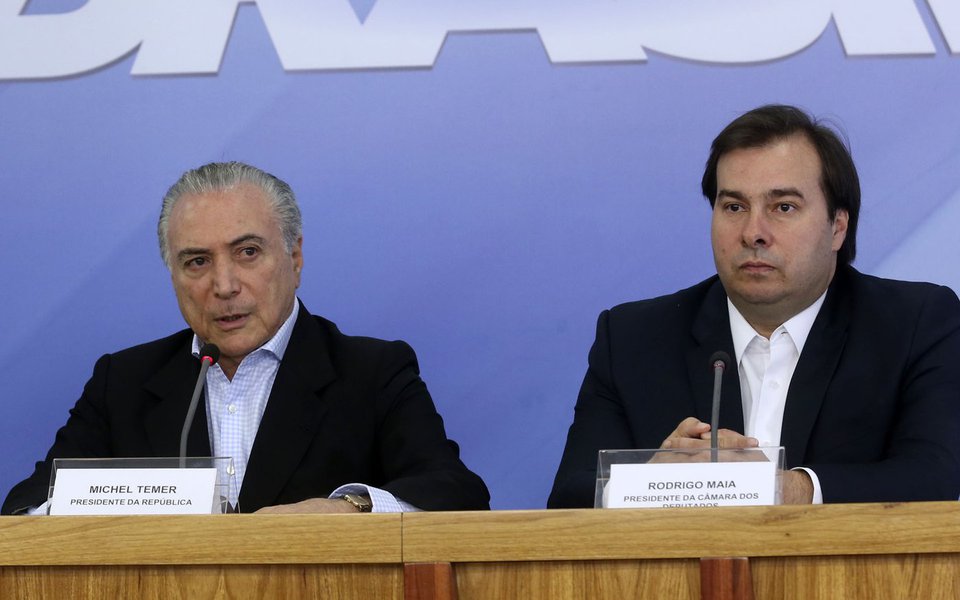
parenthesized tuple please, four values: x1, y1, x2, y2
(727, 290, 827, 363)
(191, 299, 300, 363)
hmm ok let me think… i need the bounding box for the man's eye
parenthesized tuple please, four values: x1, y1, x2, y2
(240, 247, 259, 258)
(724, 203, 744, 213)
(186, 257, 207, 268)
(776, 203, 795, 213)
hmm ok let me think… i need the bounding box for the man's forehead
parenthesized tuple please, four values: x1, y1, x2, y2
(717, 136, 821, 183)
(175, 182, 269, 209)
(168, 184, 280, 244)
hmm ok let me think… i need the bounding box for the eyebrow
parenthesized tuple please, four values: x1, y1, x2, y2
(768, 187, 805, 200)
(716, 189, 747, 202)
(716, 188, 805, 202)
(175, 234, 267, 262)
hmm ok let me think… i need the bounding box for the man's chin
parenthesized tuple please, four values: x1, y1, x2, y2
(729, 285, 786, 307)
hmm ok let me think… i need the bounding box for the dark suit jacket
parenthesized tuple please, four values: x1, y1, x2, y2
(548, 266, 960, 508)
(3, 304, 489, 514)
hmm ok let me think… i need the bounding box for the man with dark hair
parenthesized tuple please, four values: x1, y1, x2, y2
(549, 104, 960, 508)
(3, 162, 489, 515)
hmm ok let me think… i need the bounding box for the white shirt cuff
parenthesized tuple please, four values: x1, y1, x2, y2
(330, 483, 421, 512)
(794, 467, 823, 504)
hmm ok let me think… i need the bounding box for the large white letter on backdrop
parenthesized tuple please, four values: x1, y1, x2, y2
(927, 0, 960, 54)
(0, 0, 946, 80)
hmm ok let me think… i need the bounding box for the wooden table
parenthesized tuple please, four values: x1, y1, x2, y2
(2, 502, 958, 599)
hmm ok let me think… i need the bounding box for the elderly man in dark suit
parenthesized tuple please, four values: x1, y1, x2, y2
(549, 105, 960, 508)
(3, 162, 489, 515)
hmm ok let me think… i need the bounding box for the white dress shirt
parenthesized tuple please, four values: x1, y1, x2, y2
(727, 292, 827, 504)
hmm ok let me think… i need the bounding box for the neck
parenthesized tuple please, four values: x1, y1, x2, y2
(219, 358, 239, 381)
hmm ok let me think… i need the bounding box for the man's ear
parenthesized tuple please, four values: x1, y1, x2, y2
(831, 209, 849, 252)
(292, 237, 304, 282)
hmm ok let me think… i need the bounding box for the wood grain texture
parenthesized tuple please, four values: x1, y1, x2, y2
(452, 559, 700, 600)
(404, 562, 459, 600)
(0, 564, 402, 599)
(401, 502, 960, 562)
(751, 553, 960, 600)
(0, 513, 401, 565)
(700, 557, 755, 600)
(417, 555, 960, 600)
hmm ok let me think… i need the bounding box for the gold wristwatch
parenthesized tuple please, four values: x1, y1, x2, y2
(340, 493, 372, 513)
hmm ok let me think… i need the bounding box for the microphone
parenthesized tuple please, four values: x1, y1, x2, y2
(179, 343, 220, 468)
(708, 351, 731, 463)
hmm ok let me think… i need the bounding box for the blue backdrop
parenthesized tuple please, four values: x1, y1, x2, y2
(2, 1, 959, 509)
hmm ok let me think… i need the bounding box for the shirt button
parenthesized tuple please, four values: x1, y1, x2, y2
(227, 464, 235, 475)
(227, 404, 237, 414)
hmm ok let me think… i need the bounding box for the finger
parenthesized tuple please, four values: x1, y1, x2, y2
(673, 417, 711, 438)
(698, 433, 760, 449)
(663, 436, 711, 450)
(662, 418, 712, 449)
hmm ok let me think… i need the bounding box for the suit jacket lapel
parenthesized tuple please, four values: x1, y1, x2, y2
(239, 307, 337, 512)
(143, 342, 212, 458)
(687, 278, 744, 432)
(780, 270, 851, 468)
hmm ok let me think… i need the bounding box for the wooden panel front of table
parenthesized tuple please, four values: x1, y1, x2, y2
(402, 502, 960, 600)
(0, 513, 403, 598)
(2, 502, 957, 599)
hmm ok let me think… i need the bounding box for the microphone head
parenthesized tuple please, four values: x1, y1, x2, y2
(709, 350, 731, 371)
(199, 343, 220, 365)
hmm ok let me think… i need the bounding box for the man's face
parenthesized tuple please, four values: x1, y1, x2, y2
(711, 133, 848, 333)
(166, 183, 302, 376)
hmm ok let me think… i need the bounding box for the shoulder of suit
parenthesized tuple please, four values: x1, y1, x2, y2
(840, 266, 957, 306)
(104, 328, 194, 363)
(304, 312, 416, 361)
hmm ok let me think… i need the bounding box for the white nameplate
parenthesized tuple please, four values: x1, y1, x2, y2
(49, 468, 218, 515)
(605, 461, 777, 508)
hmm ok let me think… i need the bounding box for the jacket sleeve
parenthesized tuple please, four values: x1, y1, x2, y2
(548, 310, 635, 508)
(373, 341, 490, 511)
(810, 284, 960, 502)
(2, 354, 115, 515)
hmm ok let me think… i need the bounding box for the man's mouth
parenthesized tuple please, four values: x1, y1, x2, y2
(740, 261, 775, 272)
(215, 313, 249, 327)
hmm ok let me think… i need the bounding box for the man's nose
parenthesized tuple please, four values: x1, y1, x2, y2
(211, 260, 240, 298)
(742, 211, 772, 248)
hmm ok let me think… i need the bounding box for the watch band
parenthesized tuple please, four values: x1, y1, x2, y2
(340, 493, 372, 513)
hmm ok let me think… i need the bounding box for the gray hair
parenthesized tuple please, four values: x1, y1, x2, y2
(158, 162, 303, 269)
